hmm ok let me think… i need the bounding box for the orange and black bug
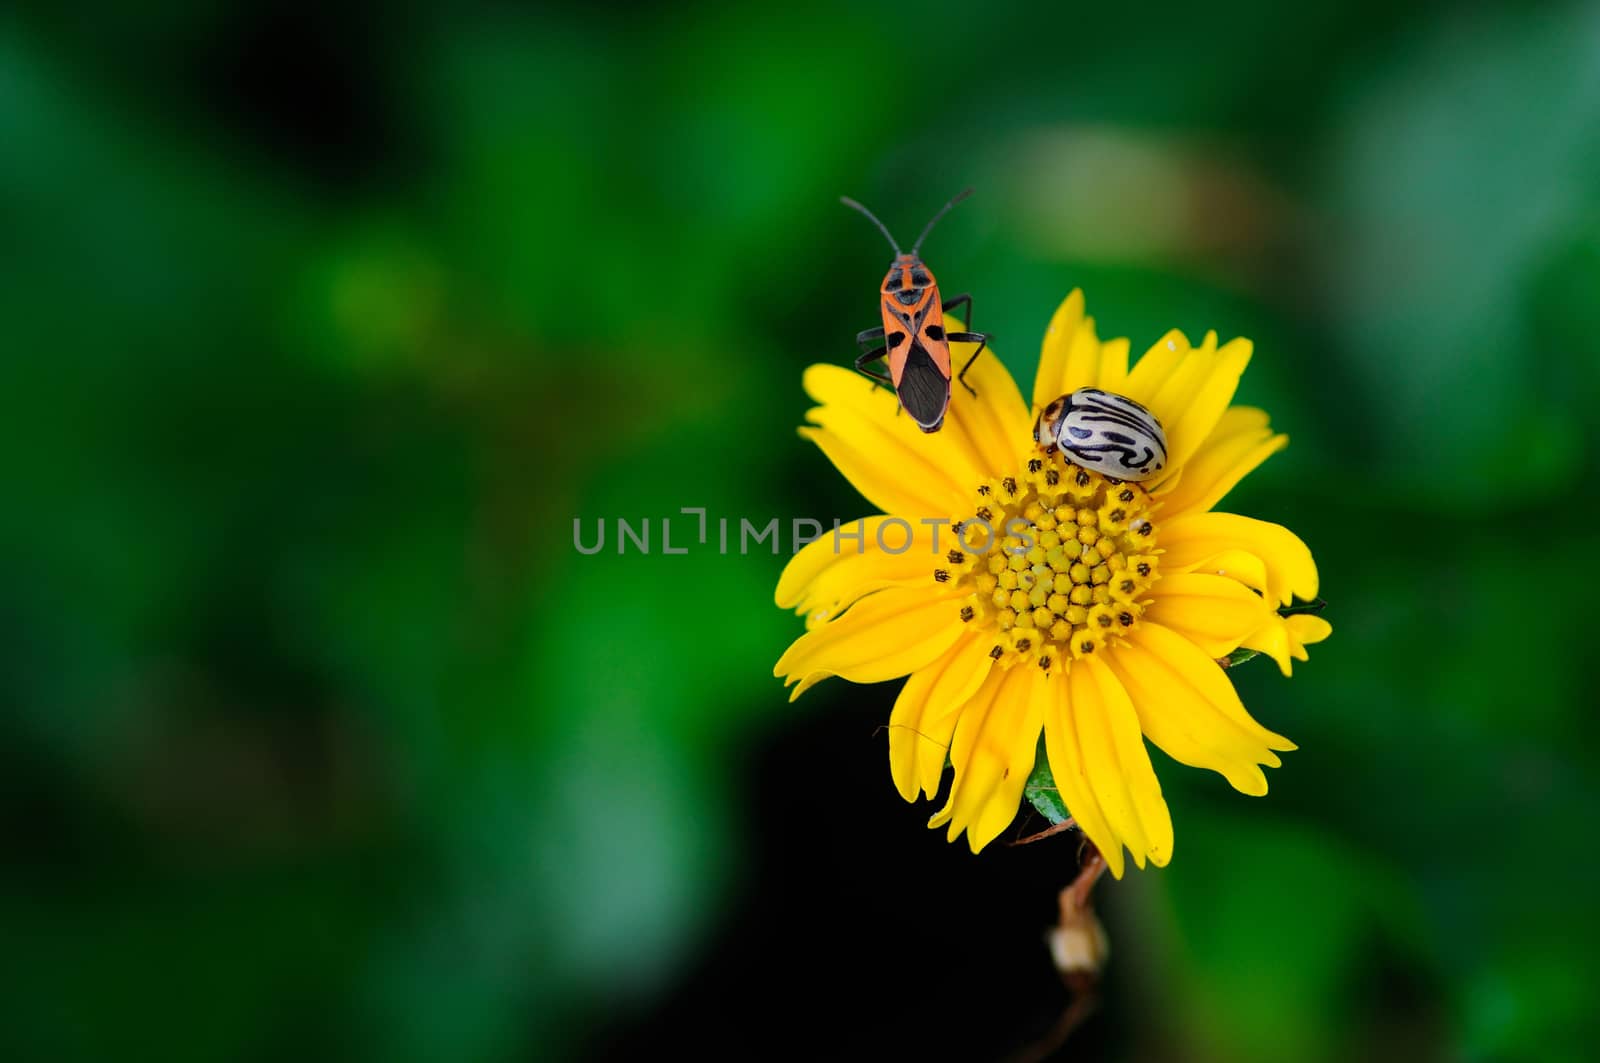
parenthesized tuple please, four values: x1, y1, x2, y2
(840, 189, 991, 433)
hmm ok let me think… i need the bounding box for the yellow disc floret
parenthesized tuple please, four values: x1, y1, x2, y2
(946, 453, 1160, 671)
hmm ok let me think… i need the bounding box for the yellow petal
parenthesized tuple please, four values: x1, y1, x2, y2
(1160, 546, 1270, 600)
(1105, 623, 1294, 797)
(1143, 572, 1274, 659)
(1123, 331, 1254, 483)
(888, 633, 993, 801)
(928, 666, 1042, 853)
(942, 323, 1034, 478)
(1119, 329, 1190, 407)
(965, 678, 1047, 852)
(1152, 405, 1288, 518)
(1160, 513, 1318, 607)
(800, 364, 976, 516)
(1032, 290, 1082, 411)
(774, 585, 964, 698)
(785, 671, 833, 700)
(1244, 613, 1334, 676)
(927, 668, 1000, 829)
(1241, 617, 1294, 676)
(1094, 339, 1130, 394)
(1288, 614, 1333, 646)
(1031, 290, 1129, 411)
(1040, 668, 1125, 878)
(774, 516, 936, 620)
(1069, 657, 1174, 870)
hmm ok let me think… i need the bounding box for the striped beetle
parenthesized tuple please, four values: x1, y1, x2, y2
(1034, 387, 1168, 481)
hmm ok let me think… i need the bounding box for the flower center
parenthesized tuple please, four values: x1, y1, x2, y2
(941, 453, 1160, 673)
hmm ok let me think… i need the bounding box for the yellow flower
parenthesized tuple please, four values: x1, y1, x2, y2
(772, 290, 1331, 875)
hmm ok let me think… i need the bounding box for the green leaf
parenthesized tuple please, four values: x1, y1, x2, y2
(1022, 737, 1070, 824)
(1223, 647, 1261, 667)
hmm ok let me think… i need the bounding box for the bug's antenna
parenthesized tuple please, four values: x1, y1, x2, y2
(840, 196, 902, 255)
(911, 187, 973, 255)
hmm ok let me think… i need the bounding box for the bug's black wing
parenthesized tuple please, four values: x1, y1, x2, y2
(898, 341, 950, 432)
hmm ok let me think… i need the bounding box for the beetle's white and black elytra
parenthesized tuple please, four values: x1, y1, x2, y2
(1033, 387, 1168, 481)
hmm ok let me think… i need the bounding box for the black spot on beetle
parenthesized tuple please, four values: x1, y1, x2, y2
(887, 331, 906, 348)
(924, 324, 944, 341)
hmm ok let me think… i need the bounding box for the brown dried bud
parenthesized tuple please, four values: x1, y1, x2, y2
(1048, 906, 1109, 978)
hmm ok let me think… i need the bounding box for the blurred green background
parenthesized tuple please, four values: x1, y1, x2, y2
(4, 3, 1599, 1060)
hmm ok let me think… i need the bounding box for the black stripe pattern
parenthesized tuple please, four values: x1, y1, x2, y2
(1038, 387, 1167, 481)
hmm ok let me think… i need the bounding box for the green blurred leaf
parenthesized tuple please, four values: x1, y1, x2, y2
(1322, 5, 1600, 507)
(1154, 810, 1423, 1063)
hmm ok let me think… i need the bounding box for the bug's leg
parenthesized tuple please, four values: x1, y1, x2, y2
(856, 326, 886, 352)
(854, 344, 892, 389)
(950, 331, 990, 398)
(855, 344, 905, 417)
(942, 294, 984, 399)
(854, 328, 889, 394)
(941, 292, 974, 332)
